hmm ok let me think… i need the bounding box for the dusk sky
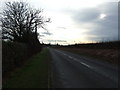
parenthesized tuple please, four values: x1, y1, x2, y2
(0, 0, 119, 45)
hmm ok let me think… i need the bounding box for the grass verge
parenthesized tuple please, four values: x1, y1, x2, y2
(3, 48, 49, 88)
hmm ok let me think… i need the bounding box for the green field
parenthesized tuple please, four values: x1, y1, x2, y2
(3, 48, 50, 88)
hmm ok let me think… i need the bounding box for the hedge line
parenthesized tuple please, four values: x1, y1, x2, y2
(2, 41, 34, 77)
(65, 41, 120, 49)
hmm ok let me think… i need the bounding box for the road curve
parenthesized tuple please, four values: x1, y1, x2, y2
(48, 48, 118, 88)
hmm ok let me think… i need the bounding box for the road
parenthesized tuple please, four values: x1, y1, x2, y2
(48, 48, 118, 88)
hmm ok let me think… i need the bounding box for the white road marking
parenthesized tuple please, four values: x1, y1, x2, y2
(62, 53, 66, 56)
(56, 50, 92, 69)
(80, 62, 91, 68)
(68, 56, 73, 59)
(73, 58, 78, 61)
(73, 58, 91, 68)
(55, 50, 66, 56)
(53, 49, 118, 83)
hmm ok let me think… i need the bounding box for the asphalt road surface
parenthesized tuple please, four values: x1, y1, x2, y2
(48, 48, 118, 88)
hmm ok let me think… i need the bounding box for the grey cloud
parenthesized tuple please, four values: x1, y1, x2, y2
(91, 2, 118, 40)
(71, 2, 118, 41)
(73, 8, 100, 23)
(72, 2, 118, 23)
(86, 35, 118, 42)
(57, 27, 66, 29)
(41, 31, 53, 35)
(39, 35, 45, 37)
(47, 40, 67, 42)
(98, 2, 118, 14)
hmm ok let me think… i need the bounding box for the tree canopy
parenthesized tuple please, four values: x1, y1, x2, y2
(1, 1, 50, 44)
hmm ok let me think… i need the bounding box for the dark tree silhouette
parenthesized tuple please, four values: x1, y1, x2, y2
(1, 1, 50, 45)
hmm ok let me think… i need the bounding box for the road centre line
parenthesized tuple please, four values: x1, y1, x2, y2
(68, 56, 73, 59)
(57, 50, 92, 68)
(68, 56, 91, 68)
(80, 62, 91, 68)
(55, 50, 92, 69)
(54, 49, 118, 83)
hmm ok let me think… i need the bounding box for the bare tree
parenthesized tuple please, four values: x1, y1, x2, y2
(1, 1, 50, 44)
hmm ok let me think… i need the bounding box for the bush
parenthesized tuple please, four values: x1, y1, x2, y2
(2, 41, 32, 77)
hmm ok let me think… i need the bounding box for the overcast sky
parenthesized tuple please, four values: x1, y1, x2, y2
(0, 0, 119, 45)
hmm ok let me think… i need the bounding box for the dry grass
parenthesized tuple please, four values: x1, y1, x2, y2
(58, 47, 119, 65)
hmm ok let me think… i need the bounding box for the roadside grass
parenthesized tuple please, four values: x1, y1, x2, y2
(3, 48, 49, 88)
(58, 48, 119, 66)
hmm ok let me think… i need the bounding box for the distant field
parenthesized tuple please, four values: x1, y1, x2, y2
(57, 41, 120, 65)
(58, 47, 119, 65)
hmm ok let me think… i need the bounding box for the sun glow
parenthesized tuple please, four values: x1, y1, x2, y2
(99, 14, 107, 19)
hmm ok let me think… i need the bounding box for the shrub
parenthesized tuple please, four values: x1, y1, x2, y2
(2, 41, 31, 77)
